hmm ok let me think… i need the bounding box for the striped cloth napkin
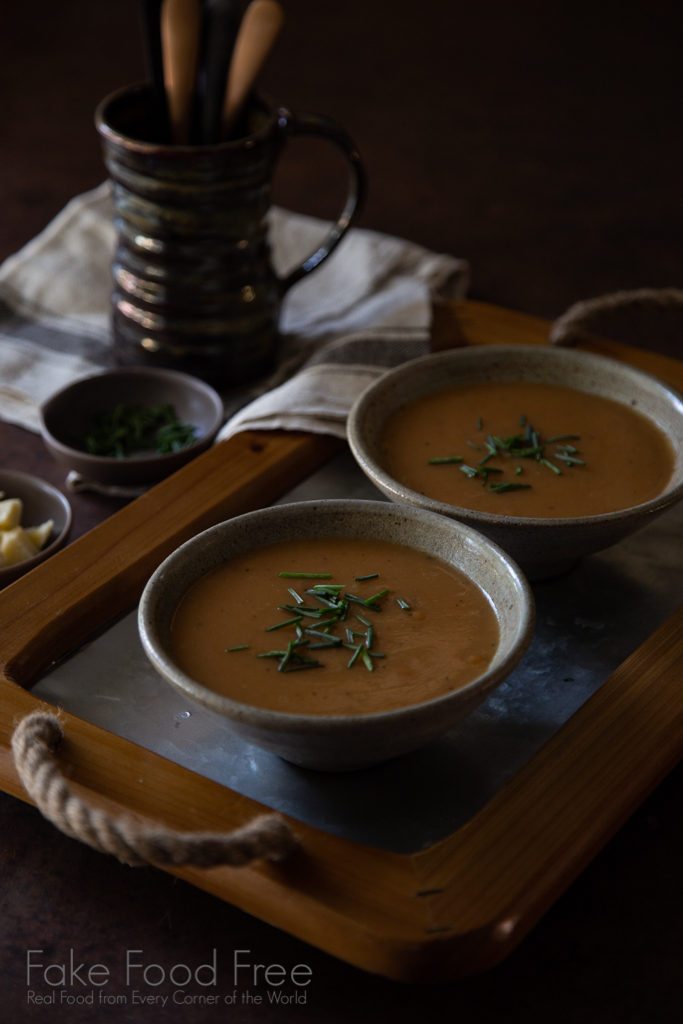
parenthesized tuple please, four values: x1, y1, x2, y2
(0, 182, 469, 441)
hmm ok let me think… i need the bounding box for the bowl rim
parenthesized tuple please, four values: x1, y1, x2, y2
(0, 469, 72, 578)
(138, 499, 535, 730)
(347, 344, 683, 530)
(39, 366, 224, 467)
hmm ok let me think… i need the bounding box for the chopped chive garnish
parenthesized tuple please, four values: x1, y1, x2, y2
(355, 573, 379, 581)
(305, 591, 341, 608)
(258, 650, 287, 658)
(466, 440, 480, 450)
(555, 444, 578, 454)
(476, 416, 482, 430)
(296, 625, 303, 639)
(279, 572, 332, 579)
(519, 414, 526, 427)
(226, 645, 249, 652)
(278, 640, 296, 671)
(346, 628, 354, 643)
(355, 614, 372, 627)
(279, 604, 323, 618)
(478, 452, 493, 466)
(369, 652, 386, 659)
(515, 466, 522, 475)
(555, 453, 586, 466)
(266, 615, 302, 631)
(287, 588, 304, 604)
(539, 457, 562, 475)
(311, 584, 346, 591)
(510, 445, 544, 457)
(397, 598, 411, 610)
(347, 645, 363, 668)
(489, 482, 532, 493)
(308, 641, 341, 650)
(361, 650, 375, 672)
(460, 464, 479, 478)
(282, 661, 322, 672)
(312, 616, 341, 629)
(428, 456, 463, 464)
(366, 625, 374, 650)
(305, 628, 342, 642)
(546, 435, 580, 443)
(345, 593, 378, 609)
(365, 589, 389, 605)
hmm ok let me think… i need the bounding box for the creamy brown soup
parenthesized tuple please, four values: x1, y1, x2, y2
(170, 536, 499, 716)
(379, 381, 674, 519)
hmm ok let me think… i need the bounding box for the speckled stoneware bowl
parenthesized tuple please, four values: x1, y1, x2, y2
(0, 470, 72, 589)
(139, 500, 534, 771)
(40, 367, 223, 486)
(347, 345, 683, 580)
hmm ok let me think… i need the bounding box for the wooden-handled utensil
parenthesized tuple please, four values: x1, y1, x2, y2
(141, 0, 171, 142)
(195, 0, 240, 145)
(222, 0, 285, 139)
(161, 0, 203, 144)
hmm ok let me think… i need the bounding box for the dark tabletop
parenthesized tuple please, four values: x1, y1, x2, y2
(1, 1, 682, 1021)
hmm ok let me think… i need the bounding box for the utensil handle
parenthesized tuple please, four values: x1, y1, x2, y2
(196, 0, 240, 144)
(276, 109, 367, 295)
(140, 0, 171, 142)
(161, 0, 203, 144)
(222, 0, 285, 138)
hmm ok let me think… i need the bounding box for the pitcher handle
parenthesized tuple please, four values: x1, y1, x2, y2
(275, 108, 367, 295)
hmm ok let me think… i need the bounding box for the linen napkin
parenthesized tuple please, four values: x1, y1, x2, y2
(0, 182, 469, 439)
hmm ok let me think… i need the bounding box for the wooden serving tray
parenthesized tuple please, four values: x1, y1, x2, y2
(2, 300, 683, 982)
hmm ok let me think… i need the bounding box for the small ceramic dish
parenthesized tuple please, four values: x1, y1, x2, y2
(40, 368, 223, 486)
(0, 470, 72, 589)
(347, 345, 683, 580)
(139, 500, 534, 771)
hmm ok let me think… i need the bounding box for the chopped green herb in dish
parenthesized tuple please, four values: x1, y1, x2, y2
(78, 403, 197, 458)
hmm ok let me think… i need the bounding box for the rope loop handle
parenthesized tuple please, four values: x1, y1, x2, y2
(549, 287, 683, 347)
(11, 712, 297, 868)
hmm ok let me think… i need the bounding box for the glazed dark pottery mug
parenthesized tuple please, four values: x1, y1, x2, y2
(95, 84, 366, 388)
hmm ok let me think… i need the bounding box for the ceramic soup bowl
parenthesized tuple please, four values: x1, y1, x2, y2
(139, 500, 534, 771)
(347, 345, 683, 580)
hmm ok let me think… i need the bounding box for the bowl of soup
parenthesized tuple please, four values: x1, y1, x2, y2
(347, 345, 683, 580)
(139, 500, 534, 771)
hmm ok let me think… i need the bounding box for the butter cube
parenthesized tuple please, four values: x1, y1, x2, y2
(0, 498, 23, 531)
(0, 526, 38, 566)
(25, 519, 54, 552)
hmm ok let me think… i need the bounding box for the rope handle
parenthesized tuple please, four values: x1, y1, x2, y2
(549, 287, 683, 347)
(11, 712, 297, 868)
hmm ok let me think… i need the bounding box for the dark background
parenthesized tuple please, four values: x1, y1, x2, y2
(1, 1, 682, 1020)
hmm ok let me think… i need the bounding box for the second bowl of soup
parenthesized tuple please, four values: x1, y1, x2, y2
(347, 345, 683, 579)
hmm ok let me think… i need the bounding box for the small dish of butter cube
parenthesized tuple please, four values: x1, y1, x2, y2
(0, 471, 72, 589)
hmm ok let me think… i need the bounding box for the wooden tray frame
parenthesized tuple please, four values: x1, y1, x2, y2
(2, 300, 683, 983)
